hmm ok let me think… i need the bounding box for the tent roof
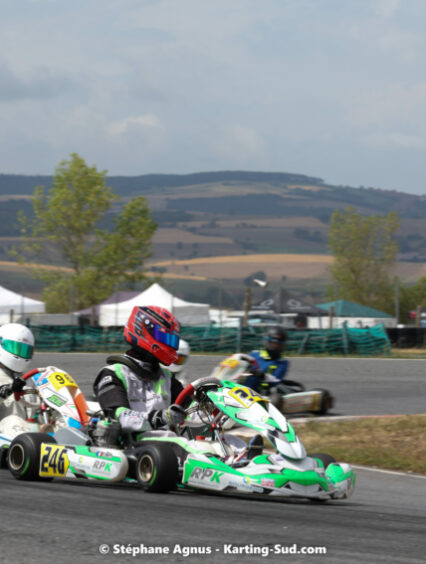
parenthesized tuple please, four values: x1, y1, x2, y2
(252, 289, 326, 315)
(99, 283, 210, 326)
(0, 285, 45, 314)
(316, 299, 392, 318)
(115, 283, 208, 308)
(75, 290, 140, 316)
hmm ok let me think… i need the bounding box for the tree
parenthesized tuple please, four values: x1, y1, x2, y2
(328, 207, 399, 313)
(16, 153, 156, 312)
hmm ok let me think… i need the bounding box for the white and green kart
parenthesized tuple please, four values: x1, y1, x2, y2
(7, 374, 355, 502)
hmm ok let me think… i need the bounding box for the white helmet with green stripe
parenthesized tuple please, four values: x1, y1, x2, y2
(0, 323, 35, 374)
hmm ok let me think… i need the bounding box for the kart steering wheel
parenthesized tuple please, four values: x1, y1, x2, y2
(174, 376, 222, 407)
(174, 376, 222, 438)
(21, 368, 44, 381)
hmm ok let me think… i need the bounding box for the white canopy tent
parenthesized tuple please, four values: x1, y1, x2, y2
(0, 285, 45, 324)
(99, 283, 210, 327)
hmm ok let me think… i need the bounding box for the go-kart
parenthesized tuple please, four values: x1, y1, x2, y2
(210, 354, 334, 416)
(6, 366, 355, 502)
(0, 365, 86, 459)
(0, 365, 95, 467)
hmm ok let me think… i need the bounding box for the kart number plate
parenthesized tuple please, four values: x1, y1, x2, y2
(229, 386, 264, 408)
(48, 371, 78, 391)
(40, 444, 69, 477)
(221, 358, 240, 369)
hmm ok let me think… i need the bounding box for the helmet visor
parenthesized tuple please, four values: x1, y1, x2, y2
(0, 338, 34, 360)
(175, 353, 187, 366)
(152, 325, 180, 350)
(266, 336, 286, 344)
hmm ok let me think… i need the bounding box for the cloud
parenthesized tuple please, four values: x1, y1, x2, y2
(364, 132, 425, 150)
(0, 61, 77, 102)
(344, 1, 424, 65)
(106, 114, 163, 137)
(210, 124, 267, 167)
(377, 28, 424, 61)
(345, 82, 426, 130)
(1, 0, 426, 193)
(374, 0, 400, 19)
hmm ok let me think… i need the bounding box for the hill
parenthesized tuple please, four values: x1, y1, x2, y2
(2, 170, 426, 306)
(0, 170, 326, 196)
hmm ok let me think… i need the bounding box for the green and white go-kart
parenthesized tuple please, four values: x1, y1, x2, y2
(7, 368, 355, 502)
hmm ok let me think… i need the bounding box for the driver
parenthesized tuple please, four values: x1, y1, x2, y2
(244, 325, 289, 394)
(0, 323, 36, 443)
(93, 306, 186, 436)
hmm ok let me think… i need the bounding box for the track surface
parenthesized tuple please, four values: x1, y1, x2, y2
(1, 468, 425, 563)
(34, 353, 426, 415)
(3, 353, 424, 563)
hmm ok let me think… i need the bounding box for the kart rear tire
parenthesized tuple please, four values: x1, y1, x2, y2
(0, 446, 9, 469)
(8, 433, 57, 481)
(311, 389, 334, 415)
(309, 452, 336, 468)
(135, 444, 178, 493)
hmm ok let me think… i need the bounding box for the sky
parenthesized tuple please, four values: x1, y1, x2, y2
(1, 0, 426, 195)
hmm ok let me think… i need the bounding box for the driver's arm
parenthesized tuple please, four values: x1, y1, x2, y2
(94, 370, 154, 431)
(94, 369, 130, 418)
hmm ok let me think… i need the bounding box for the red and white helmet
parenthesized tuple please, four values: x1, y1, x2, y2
(0, 323, 35, 374)
(123, 306, 180, 366)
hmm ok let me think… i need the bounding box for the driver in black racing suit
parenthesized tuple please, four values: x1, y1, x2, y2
(93, 305, 263, 459)
(93, 305, 186, 437)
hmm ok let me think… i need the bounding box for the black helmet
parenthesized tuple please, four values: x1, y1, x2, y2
(264, 325, 287, 359)
(265, 325, 287, 343)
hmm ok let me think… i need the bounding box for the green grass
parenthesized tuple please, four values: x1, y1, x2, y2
(295, 415, 426, 474)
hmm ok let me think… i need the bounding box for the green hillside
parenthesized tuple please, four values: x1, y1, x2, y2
(2, 170, 426, 306)
(0, 170, 325, 196)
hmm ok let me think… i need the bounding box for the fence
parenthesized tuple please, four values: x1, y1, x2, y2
(286, 324, 391, 356)
(29, 323, 391, 356)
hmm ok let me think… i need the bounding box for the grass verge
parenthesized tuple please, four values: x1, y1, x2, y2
(295, 415, 426, 475)
(389, 348, 426, 359)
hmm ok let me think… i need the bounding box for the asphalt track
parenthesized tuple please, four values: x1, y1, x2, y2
(1, 354, 425, 563)
(34, 352, 426, 416)
(0, 467, 425, 563)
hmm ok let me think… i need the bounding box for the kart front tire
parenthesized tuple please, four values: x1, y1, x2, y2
(135, 444, 178, 493)
(8, 433, 57, 481)
(309, 452, 336, 468)
(308, 452, 338, 503)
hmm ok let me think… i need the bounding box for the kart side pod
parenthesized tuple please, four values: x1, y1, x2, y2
(7, 432, 128, 483)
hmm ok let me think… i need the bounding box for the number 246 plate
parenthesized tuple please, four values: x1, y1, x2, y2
(39, 444, 69, 477)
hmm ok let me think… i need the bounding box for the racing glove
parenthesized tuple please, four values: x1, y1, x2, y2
(118, 409, 147, 432)
(11, 377, 26, 393)
(251, 368, 265, 380)
(149, 404, 186, 430)
(0, 377, 25, 399)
